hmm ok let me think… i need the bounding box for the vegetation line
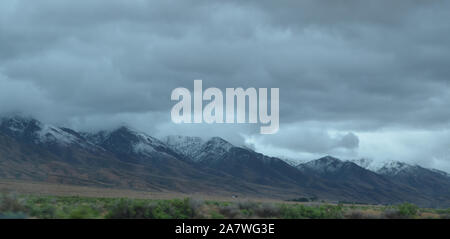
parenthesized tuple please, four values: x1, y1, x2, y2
(1, 193, 449, 219)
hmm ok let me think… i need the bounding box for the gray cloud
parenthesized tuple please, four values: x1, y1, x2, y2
(248, 126, 359, 154)
(1, 0, 450, 170)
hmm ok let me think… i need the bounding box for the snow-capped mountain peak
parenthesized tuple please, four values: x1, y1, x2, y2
(376, 161, 418, 176)
(280, 158, 308, 167)
(297, 156, 347, 173)
(38, 125, 84, 146)
(348, 158, 450, 177)
(347, 158, 412, 173)
(162, 135, 205, 159)
(86, 126, 169, 157)
(0, 116, 94, 148)
(1, 116, 41, 136)
(205, 137, 233, 151)
(163, 135, 234, 162)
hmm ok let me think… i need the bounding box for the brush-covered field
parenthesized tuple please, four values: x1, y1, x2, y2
(1, 193, 449, 219)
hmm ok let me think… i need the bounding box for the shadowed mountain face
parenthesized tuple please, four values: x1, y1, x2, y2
(348, 159, 450, 206)
(376, 162, 450, 203)
(165, 136, 323, 191)
(297, 156, 390, 182)
(296, 156, 440, 206)
(85, 127, 185, 164)
(0, 117, 449, 207)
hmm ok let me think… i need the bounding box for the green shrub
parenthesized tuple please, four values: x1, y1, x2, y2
(210, 211, 225, 219)
(279, 204, 343, 219)
(66, 205, 101, 219)
(105, 198, 195, 219)
(106, 198, 156, 219)
(397, 203, 418, 218)
(27, 204, 57, 219)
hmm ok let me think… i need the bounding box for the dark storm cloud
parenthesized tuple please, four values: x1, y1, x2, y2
(1, 0, 450, 169)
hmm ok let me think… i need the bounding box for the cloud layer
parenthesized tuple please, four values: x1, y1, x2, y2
(1, 0, 450, 171)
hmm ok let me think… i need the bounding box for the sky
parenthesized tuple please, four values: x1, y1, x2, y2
(1, 0, 450, 171)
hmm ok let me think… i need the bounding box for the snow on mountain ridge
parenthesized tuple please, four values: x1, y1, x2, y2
(0, 116, 33, 133)
(206, 137, 233, 151)
(280, 158, 307, 167)
(430, 168, 450, 178)
(376, 161, 419, 176)
(163, 135, 205, 159)
(38, 125, 81, 145)
(0, 116, 95, 148)
(297, 156, 348, 173)
(84, 126, 170, 157)
(195, 137, 234, 161)
(163, 135, 234, 162)
(347, 158, 428, 176)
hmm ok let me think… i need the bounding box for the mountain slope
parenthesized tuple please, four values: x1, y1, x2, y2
(164, 136, 309, 186)
(349, 158, 450, 205)
(376, 161, 450, 204)
(0, 117, 248, 193)
(296, 156, 443, 206)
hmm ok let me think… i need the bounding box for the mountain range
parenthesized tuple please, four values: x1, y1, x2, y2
(0, 116, 449, 207)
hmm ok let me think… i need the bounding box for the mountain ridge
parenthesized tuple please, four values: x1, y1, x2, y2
(0, 116, 449, 207)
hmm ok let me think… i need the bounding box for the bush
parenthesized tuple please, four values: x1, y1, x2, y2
(254, 203, 280, 218)
(162, 198, 195, 219)
(0, 193, 27, 218)
(397, 203, 418, 218)
(218, 204, 240, 219)
(344, 210, 365, 219)
(210, 211, 225, 219)
(27, 203, 57, 219)
(381, 203, 418, 219)
(188, 198, 205, 218)
(237, 201, 258, 211)
(381, 209, 404, 219)
(344, 210, 378, 219)
(279, 204, 344, 219)
(106, 198, 157, 219)
(0, 193, 25, 212)
(106, 198, 195, 219)
(66, 205, 101, 219)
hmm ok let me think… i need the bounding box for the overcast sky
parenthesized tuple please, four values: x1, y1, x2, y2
(1, 0, 450, 171)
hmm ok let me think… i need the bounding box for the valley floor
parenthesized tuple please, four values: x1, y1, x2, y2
(0, 180, 449, 219)
(0, 179, 289, 203)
